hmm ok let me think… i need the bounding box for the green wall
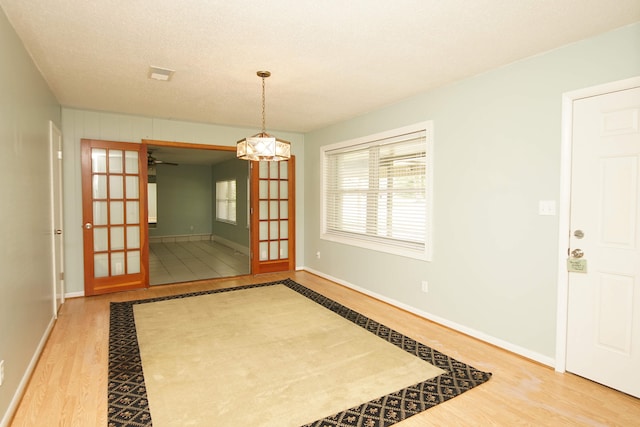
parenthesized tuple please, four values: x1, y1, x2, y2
(149, 157, 250, 250)
(303, 23, 640, 363)
(0, 7, 61, 424)
(151, 164, 213, 237)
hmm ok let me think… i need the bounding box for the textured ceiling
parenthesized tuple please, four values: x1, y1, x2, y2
(1, 0, 639, 133)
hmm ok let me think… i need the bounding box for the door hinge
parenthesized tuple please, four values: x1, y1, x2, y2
(57, 150, 63, 160)
(60, 271, 64, 281)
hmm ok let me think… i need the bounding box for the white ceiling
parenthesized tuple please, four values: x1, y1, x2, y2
(1, 0, 639, 135)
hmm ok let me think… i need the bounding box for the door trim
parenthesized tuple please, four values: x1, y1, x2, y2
(555, 76, 640, 372)
(49, 121, 64, 316)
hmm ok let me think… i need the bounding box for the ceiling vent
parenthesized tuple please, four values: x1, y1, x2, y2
(148, 66, 175, 81)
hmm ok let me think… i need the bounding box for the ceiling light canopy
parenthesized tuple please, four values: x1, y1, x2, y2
(236, 71, 291, 161)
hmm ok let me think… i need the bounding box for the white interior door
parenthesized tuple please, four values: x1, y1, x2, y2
(566, 85, 640, 397)
(50, 121, 64, 315)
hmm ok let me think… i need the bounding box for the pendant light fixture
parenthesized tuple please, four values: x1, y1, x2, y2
(236, 71, 291, 161)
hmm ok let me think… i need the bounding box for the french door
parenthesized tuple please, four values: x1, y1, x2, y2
(81, 139, 148, 295)
(251, 158, 295, 274)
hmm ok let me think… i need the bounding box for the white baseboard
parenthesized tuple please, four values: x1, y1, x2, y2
(149, 233, 213, 244)
(210, 235, 250, 256)
(64, 291, 85, 299)
(303, 267, 555, 367)
(0, 316, 57, 427)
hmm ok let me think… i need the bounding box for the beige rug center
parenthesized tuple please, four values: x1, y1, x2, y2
(133, 284, 444, 427)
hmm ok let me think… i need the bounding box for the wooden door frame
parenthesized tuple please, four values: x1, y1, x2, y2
(555, 76, 640, 372)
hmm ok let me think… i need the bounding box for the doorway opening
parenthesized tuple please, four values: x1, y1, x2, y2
(143, 140, 251, 285)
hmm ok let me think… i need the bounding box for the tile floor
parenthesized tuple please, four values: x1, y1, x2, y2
(149, 240, 250, 285)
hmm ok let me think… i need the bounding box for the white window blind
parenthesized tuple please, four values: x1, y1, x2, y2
(321, 122, 432, 260)
(216, 179, 237, 224)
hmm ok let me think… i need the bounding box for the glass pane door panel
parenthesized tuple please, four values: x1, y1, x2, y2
(280, 201, 289, 219)
(259, 162, 269, 178)
(280, 242, 288, 259)
(280, 181, 288, 198)
(92, 175, 107, 198)
(94, 228, 108, 251)
(259, 181, 268, 198)
(259, 222, 268, 240)
(109, 150, 123, 173)
(270, 241, 279, 260)
(270, 220, 279, 240)
(259, 201, 268, 220)
(126, 201, 140, 224)
(94, 253, 109, 277)
(111, 226, 125, 250)
(270, 201, 279, 219)
(125, 151, 139, 173)
(93, 201, 108, 225)
(110, 201, 124, 224)
(269, 162, 278, 179)
(127, 226, 140, 249)
(270, 181, 279, 197)
(109, 175, 123, 199)
(92, 149, 106, 173)
(280, 220, 288, 239)
(280, 161, 288, 179)
(259, 242, 268, 260)
(111, 252, 125, 275)
(126, 176, 139, 198)
(127, 251, 141, 274)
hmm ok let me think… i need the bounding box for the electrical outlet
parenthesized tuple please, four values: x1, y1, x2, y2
(0, 360, 4, 386)
(421, 280, 429, 293)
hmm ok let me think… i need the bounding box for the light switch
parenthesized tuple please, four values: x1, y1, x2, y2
(538, 200, 556, 216)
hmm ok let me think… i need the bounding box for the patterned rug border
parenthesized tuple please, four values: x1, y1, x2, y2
(108, 278, 492, 427)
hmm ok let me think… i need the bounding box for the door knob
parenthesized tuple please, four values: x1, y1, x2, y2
(571, 248, 584, 258)
(84, 223, 93, 230)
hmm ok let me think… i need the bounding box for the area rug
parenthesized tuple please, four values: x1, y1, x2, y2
(108, 278, 491, 426)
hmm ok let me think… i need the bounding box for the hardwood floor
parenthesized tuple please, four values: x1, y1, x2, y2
(9, 271, 640, 426)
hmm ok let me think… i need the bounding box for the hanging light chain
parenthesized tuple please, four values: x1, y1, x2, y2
(257, 70, 271, 135)
(261, 74, 266, 134)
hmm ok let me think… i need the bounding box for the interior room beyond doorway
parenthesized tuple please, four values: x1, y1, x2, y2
(145, 141, 250, 285)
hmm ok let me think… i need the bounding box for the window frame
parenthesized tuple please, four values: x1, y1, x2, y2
(320, 121, 433, 261)
(215, 179, 238, 225)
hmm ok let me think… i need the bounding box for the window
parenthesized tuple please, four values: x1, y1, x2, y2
(216, 179, 237, 224)
(321, 122, 432, 260)
(147, 175, 157, 226)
